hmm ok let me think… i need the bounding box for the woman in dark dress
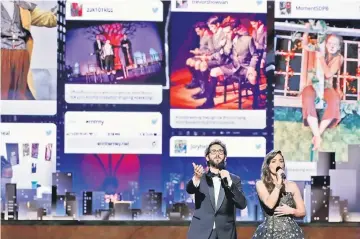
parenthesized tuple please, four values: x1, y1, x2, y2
(252, 150, 306, 239)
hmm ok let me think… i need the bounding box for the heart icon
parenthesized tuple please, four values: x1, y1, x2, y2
(152, 7, 158, 13)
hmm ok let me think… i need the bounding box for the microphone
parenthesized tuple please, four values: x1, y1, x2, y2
(218, 162, 230, 189)
(221, 176, 229, 187)
(276, 166, 286, 180)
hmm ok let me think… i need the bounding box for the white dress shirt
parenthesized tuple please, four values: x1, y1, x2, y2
(212, 176, 221, 228)
(96, 40, 102, 50)
(103, 43, 113, 56)
(193, 174, 233, 229)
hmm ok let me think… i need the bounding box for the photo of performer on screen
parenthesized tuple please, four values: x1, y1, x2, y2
(121, 34, 134, 67)
(93, 34, 104, 70)
(170, 13, 267, 110)
(103, 39, 116, 82)
(195, 16, 234, 109)
(185, 22, 213, 98)
(204, 23, 259, 109)
(1, 1, 57, 100)
(66, 21, 165, 85)
(301, 22, 344, 151)
(250, 17, 267, 69)
(273, 18, 360, 161)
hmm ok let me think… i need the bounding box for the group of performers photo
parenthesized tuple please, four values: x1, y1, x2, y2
(170, 13, 267, 109)
(65, 21, 165, 85)
(92, 33, 134, 83)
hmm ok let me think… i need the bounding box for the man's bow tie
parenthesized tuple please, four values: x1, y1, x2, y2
(207, 171, 220, 178)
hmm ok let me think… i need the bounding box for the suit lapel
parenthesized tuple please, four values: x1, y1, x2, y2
(216, 184, 225, 213)
(206, 175, 216, 211)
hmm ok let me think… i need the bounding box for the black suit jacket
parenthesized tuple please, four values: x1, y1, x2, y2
(186, 173, 247, 239)
(93, 40, 103, 52)
(93, 40, 104, 65)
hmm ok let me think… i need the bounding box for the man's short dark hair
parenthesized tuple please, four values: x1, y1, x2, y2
(193, 22, 207, 30)
(205, 139, 227, 157)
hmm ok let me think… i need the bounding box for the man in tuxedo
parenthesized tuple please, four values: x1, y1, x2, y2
(120, 34, 133, 66)
(93, 34, 104, 70)
(186, 140, 247, 239)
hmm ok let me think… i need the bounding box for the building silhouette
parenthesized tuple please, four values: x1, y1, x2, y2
(6, 183, 17, 220)
(83, 191, 93, 215)
(142, 189, 162, 219)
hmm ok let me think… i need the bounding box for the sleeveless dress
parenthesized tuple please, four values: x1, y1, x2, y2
(252, 192, 305, 239)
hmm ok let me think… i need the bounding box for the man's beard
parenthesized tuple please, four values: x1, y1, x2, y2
(208, 158, 226, 170)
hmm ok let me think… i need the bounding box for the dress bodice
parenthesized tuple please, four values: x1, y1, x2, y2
(260, 192, 296, 217)
(253, 192, 305, 239)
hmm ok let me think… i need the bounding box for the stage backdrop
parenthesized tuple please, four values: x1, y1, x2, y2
(0, 0, 359, 225)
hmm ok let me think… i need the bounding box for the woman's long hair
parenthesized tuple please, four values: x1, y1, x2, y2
(260, 150, 285, 193)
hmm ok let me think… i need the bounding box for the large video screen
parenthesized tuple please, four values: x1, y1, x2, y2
(1, 0, 359, 224)
(273, 0, 360, 222)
